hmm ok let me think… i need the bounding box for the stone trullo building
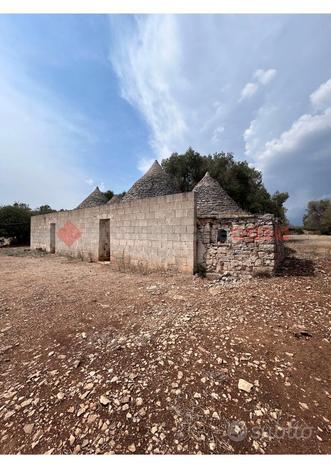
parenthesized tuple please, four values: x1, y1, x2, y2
(31, 160, 284, 276)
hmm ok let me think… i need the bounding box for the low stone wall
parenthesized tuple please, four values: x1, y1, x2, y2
(31, 192, 196, 274)
(197, 214, 284, 276)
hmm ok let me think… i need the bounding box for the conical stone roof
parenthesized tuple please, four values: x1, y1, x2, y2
(77, 187, 108, 209)
(107, 194, 123, 205)
(193, 172, 245, 217)
(122, 160, 179, 202)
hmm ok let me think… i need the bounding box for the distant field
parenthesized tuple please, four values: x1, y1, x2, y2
(286, 234, 331, 258)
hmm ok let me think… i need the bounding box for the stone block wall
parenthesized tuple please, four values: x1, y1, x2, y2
(197, 214, 284, 276)
(31, 192, 196, 274)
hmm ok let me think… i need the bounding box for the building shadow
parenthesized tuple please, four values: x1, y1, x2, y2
(276, 246, 315, 277)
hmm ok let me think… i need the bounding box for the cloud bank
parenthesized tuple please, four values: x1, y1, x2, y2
(310, 78, 331, 111)
(110, 15, 275, 160)
(244, 78, 331, 221)
(110, 15, 331, 223)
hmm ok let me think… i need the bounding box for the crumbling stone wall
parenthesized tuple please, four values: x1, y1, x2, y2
(197, 214, 284, 277)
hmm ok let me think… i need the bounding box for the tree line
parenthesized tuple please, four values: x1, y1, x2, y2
(0, 203, 56, 245)
(162, 148, 289, 222)
(303, 199, 331, 234)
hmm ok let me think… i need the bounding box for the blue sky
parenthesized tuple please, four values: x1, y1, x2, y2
(0, 14, 330, 223)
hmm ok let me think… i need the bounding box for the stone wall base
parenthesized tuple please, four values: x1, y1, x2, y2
(197, 214, 284, 277)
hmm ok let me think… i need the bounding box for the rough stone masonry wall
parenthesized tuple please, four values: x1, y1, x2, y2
(197, 214, 284, 277)
(31, 192, 196, 274)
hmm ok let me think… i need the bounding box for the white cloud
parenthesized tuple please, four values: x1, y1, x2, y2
(256, 108, 331, 168)
(244, 81, 331, 222)
(110, 16, 188, 158)
(110, 16, 279, 158)
(243, 118, 259, 156)
(240, 68, 277, 102)
(85, 178, 95, 186)
(243, 105, 279, 157)
(310, 78, 331, 111)
(109, 15, 246, 158)
(254, 68, 277, 85)
(239, 82, 259, 101)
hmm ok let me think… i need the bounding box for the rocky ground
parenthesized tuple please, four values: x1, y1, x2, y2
(0, 241, 330, 454)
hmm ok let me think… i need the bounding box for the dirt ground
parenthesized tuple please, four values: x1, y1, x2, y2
(0, 237, 330, 454)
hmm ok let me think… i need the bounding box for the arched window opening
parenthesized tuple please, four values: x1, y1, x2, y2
(217, 229, 227, 243)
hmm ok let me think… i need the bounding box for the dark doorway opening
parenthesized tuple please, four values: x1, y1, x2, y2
(99, 219, 110, 261)
(50, 223, 56, 253)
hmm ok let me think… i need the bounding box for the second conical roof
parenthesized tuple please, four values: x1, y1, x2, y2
(122, 160, 179, 202)
(76, 187, 108, 209)
(107, 194, 124, 205)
